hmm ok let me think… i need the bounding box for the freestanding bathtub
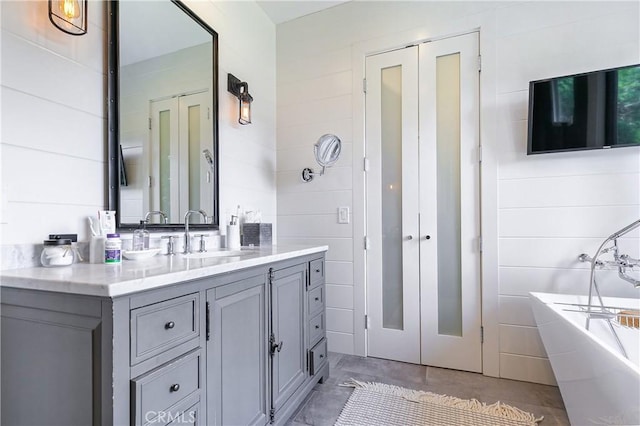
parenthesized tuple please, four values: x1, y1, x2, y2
(530, 292, 640, 426)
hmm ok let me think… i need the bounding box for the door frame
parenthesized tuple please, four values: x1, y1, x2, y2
(351, 26, 501, 377)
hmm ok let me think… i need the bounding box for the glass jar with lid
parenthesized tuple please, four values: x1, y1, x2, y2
(41, 239, 75, 267)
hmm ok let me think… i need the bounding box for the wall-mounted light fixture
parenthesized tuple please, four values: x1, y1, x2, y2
(49, 0, 88, 36)
(302, 134, 342, 182)
(227, 74, 253, 125)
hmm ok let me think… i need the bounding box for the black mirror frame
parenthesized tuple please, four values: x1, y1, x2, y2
(106, 0, 220, 231)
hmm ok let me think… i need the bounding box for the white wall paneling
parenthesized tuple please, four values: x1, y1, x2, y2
(326, 308, 354, 334)
(500, 266, 640, 299)
(499, 324, 547, 359)
(326, 331, 355, 355)
(499, 296, 537, 327)
(499, 353, 556, 386)
(326, 284, 354, 310)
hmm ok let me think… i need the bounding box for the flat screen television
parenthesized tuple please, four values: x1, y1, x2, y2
(527, 64, 640, 154)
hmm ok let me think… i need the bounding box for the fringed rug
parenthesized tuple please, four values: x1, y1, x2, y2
(335, 380, 543, 426)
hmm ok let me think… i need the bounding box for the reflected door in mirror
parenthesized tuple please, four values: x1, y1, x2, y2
(149, 92, 212, 224)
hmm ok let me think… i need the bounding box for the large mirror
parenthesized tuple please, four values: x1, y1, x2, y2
(107, 0, 219, 231)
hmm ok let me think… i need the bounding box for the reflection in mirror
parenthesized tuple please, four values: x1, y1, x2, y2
(108, 0, 219, 230)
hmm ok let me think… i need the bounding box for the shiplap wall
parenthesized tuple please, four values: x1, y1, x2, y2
(0, 0, 276, 248)
(494, 1, 640, 384)
(276, 1, 640, 384)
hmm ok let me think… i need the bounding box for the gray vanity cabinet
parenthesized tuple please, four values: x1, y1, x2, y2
(269, 264, 307, 419)
(206, 272, 268, 426)
(1, 290, 108, 426)
(1, 251, 327, 426)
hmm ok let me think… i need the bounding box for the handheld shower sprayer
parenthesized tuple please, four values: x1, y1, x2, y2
(202, 149, 215, 171)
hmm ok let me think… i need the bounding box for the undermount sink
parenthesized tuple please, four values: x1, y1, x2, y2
(180, 249, 253, 259)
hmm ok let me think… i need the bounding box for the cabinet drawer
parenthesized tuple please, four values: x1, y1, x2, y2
(309, 259, 324, 287)
(131, 293, 199, 365)
(165, 402, 200, 426)
(309, 338, 327, 376)
(307, 285, 324, 317)
(132, 350, 201, 426)
(308, 311, 325, 347)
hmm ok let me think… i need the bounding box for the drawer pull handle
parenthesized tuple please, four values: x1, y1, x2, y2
(165, 321, 175, 330)
(314, 297, 320, 301)
(170, 384, 180, 392)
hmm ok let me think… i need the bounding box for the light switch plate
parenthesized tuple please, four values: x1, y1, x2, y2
(338, 206, 349, 224)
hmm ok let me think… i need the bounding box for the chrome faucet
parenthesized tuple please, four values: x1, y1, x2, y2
(144, 210, 168, 224)
(183, 210, 209, 254)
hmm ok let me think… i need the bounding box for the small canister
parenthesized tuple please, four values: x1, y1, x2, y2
(41, 239, 74, 267)
(105, 233, 122, 264)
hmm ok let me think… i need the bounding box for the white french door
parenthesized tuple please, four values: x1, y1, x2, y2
(365, 32, 482, 372)
(149, 91, 211, 223)
(365, 47, 421, 364)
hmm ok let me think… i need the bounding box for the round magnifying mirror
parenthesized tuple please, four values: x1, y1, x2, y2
(314, 134, 341, 170)
(302, 134, 342, 182)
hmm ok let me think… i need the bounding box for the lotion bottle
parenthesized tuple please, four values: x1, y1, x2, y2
(226, 215, 241, 249)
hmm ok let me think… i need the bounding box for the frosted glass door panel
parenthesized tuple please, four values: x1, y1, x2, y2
(177, 90, 211, 222)
(381, 65, 404, 331)
(150, 97, 180, 222)
(159, 109, 171, 216)
(436, 54, 462, 337)
(188, 105, 201, 213)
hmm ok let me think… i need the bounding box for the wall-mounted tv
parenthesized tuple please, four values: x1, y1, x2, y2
(527, 64, 640, 154)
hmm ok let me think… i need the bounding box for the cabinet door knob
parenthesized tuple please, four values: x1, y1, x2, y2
(170, 383, 180, 392)
(165, 321, 175, 330)
(424, 235, 431, 240)
(314, 297, 320, 301)
(315, 325, 320, 329)
(319, 354, 324, 359)
(315, 268, 321, 273)
(406, 235, 414, 240)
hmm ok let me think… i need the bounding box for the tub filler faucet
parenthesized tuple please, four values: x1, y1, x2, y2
(579, 218, 640, 291)
(577, 218, 640, 358)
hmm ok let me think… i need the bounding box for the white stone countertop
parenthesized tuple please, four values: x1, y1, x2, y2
(0, 245, 328, 298)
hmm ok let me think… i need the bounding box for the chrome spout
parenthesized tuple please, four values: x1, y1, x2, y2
(183, 210, 208, 254)
(144, 210, 168, 224)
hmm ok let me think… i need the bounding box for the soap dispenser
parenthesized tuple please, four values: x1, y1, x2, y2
(226, 216, 241, 250)
(132, 220, 150, 251)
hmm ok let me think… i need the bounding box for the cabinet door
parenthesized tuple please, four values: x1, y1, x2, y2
(206, 274, 268, 426)
(270, 264, 306, 413)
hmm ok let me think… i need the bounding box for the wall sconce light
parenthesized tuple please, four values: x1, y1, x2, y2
(302, 134, 342, 182)
(227, 74, 253, 125)
(49, 0, 88, 36)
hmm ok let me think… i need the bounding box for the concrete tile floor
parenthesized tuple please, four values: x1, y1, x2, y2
(287, 352, 569, 425)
